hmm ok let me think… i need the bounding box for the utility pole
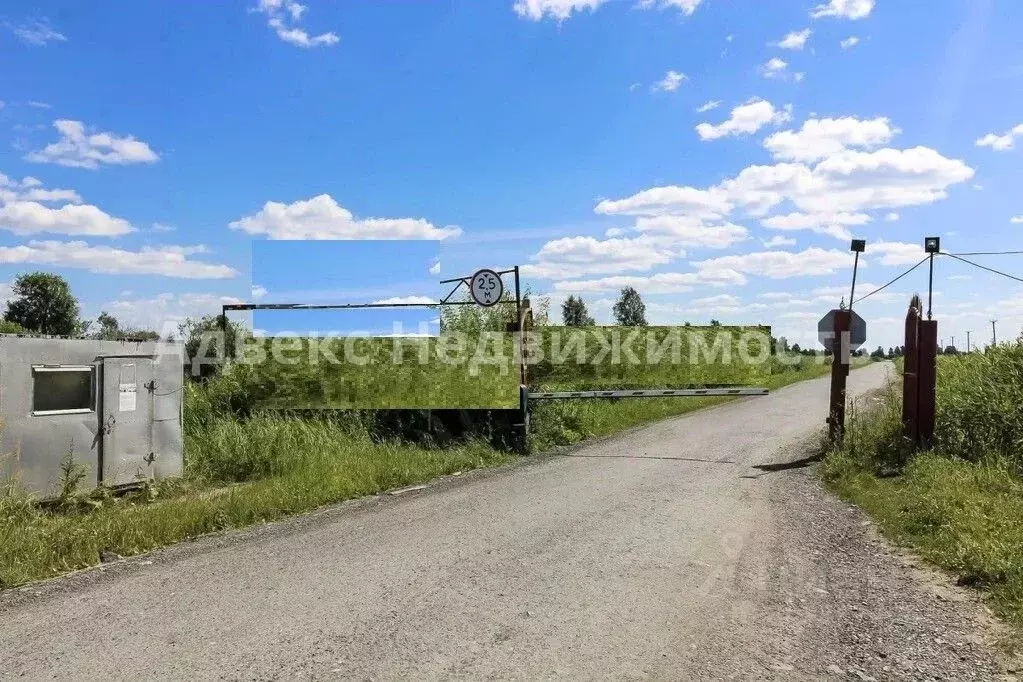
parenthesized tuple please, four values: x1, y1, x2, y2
(951, 335, 955, 352)
(924, 237, 940, 320)
(991, 319, 998, 347)
(966, 330, 972, 352)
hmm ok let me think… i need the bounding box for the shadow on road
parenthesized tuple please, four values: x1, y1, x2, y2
(749, 452, 824, 474)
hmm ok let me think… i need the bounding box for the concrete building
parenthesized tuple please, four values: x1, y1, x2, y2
(0, 335, 184, 497)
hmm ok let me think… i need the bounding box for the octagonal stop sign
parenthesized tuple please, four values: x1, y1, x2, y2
(818, 309, 867, 352)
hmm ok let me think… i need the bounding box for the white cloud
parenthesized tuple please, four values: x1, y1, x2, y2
(810, 0, 874, 20)
(1012, 216, 1023, 224)
(775, 28, 811, 50)
(763, 116, 899, 162)
(151, 222, 176, 233)
(229, 194, 461, 240)
(515, 0, 701, 21)
(689, 293, 741, 307)
(696, 100, 722, 113)
(871, 240, 925, 265)
(25, 120, 159, 169)
(840, 36, 860, 49)
(0, 172, 81, 204)
(719, 147, 973, 215)
(799, 146, 974, 213)
(595, 185, 730, 219)
(0, 201, 134, 237)
(885, 212, 899, 222)
(761, 211, 869, 240)
(523, 235, 679, 279)
(6, 20, 66, 46)
(595, 144, 973, 224)
(632, 216, 749, 248)
(372, 295, 437, 305)
(693, 247, 855, 279)
(651, 70, 687, 92)
(105, 293, 245, 332)
(551, 269, 745, 294)
(695, 98, 792, 141)
(251, 285, 268, 300)
(0, 241, 236, 278)
(685, 293, 743, 314)
(760, 57, 789, 79)
(812, 283, 898, 303)
(512, 0, 605, 20)
(642, 0, 704, 15)
(254, 0, 339, 47)
(762, 235, 796, 248)
(604, 227, 626, 237)
(976, 123, 1023, 151)
(429, 259, 441, 275)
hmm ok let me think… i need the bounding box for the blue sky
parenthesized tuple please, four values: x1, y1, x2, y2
(251, 240, 440, 335)
(1, 0, 1022, 350)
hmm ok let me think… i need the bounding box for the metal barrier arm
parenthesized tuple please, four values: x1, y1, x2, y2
(528, 387, 769, 400)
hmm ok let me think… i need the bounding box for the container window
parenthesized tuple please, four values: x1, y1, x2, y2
(32, 366, 95, 415)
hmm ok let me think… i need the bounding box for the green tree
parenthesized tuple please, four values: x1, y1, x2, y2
(612, 287, 647, 326)
(561, 295, 595, 326)
(441, 287, 549, 333)
(710, 319, 722, 326)
(178, 314, 248, 380)
(90, 311, 160, 341)
(3, 272, 80, 336)
(0, 319, 27, 334)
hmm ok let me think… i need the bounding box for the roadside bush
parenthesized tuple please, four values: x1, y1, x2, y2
(934, 345, 1023, 471)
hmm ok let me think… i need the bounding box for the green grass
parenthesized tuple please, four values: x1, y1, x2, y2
(824, 352, 1023, 636)
(0, 349, 850, 589)
(225, 327, 777, 410)
(0, 418, 509, 588)
(231, 335, 522, 409)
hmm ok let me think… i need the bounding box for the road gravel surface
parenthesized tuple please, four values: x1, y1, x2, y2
(1, 362, 1016, 679)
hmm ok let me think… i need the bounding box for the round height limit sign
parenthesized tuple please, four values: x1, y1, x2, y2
(470, 269, 503, 307)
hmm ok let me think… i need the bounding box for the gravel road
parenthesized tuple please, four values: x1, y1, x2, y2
(1, 362, 1016, 680)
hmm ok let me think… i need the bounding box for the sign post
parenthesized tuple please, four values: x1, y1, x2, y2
(820, 239, 867, 443)
(823, 310, 851, 442)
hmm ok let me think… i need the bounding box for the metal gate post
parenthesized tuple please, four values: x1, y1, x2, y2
(827, 310, 851, 442)
(917, 320, 937, 448)
(902, 304, 920, 445)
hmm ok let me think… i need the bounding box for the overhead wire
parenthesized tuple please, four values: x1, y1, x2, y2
(852, 255, 930, 305)
(941, 251, 1023, 285)
(945, 250, 1023, 256)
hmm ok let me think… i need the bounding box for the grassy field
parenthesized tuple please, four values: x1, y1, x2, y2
(224, 327, 775, 410)
(0, 341, 843, 589)
(529, 325, 773, 388)
(824, 347, 1023, 636)
(230, 334, 521, 409)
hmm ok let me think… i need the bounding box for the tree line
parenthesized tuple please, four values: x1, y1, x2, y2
(562, 286, 648, 327)
(2, 271, 160, 340)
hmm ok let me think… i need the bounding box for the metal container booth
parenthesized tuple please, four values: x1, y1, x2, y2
(0, 335, 184, 497)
